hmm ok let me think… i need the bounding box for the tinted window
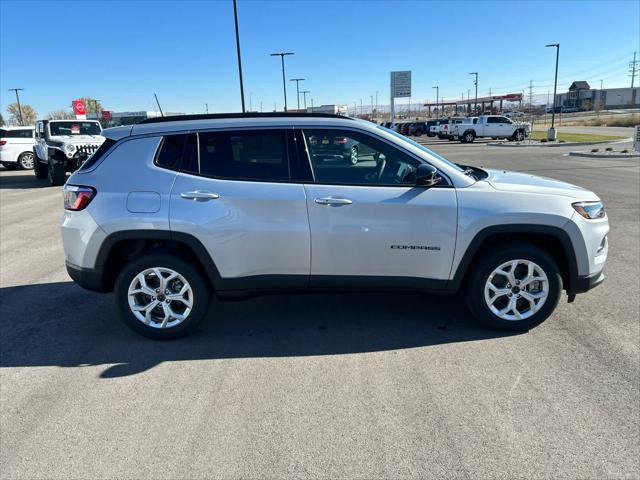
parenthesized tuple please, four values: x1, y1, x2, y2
(303, 129, 421, 186)
(0, 129, 33, 138)
(497, 117, 511, 123)
(157, 134, 186, 169)
(486, 117, 499, 124)
(199, 130, 289, 182)
(77, 138, 117, 172)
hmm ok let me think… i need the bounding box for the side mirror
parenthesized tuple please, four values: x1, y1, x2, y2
(415, 164, 441, 188)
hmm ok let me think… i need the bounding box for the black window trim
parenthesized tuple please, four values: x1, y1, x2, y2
(155, 127, 298, 185)
(295, 126, 453, 188)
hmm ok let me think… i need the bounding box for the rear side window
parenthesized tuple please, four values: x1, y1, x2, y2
(77, 138, 117, 172)
(0, 129, 33, 138)
(198, 130, 289, 182)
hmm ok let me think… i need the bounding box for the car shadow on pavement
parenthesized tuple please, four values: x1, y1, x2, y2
(0, 169, 57, 189)
(1, 281, 519, 378)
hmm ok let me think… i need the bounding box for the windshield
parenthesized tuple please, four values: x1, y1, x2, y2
(376, 125, 465, 172)
(49, 121, 101, 136)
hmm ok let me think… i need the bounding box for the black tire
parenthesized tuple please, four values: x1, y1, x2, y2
(114, 252, 211, 339)
(415, 130, 423, 137)
(47, 159, 66, 186)
(512, 129, 525, 142)
(1, 162, 17, 170)
(33, 150, 47, 179)
(447, 136, 454, 141)
(462, 131, 476, 143)
(466, 244, 562, 331)
(17, 151, 35, 170)
(349, 145, 358, 165)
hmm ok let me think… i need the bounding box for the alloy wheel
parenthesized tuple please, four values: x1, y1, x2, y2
(484, 259, 549, 321)
(20, 152, 34, 169)
(127, 267, 193, 329)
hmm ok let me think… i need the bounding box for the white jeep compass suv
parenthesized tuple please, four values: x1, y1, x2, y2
(60, 113, 609, 339)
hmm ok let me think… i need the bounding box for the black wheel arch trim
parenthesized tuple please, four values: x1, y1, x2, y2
(448, 224, 581, 294)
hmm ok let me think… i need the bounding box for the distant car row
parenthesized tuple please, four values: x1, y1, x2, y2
(380, 115, 531, 143)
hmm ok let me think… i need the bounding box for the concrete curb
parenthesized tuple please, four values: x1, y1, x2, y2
(568, 151, 640, 159)
(487, 137, 632, 148)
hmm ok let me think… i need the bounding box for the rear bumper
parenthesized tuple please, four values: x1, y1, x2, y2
(66, 261, 108, 292)
(568, 271, 605, 295)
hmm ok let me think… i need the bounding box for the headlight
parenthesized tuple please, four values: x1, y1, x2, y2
(64, 144, 76, 154)
(572, 201, 605, 220)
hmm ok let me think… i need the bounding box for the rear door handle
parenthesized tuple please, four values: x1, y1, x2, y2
(180, 190, 219, 201)
(314, 196, 353, 206)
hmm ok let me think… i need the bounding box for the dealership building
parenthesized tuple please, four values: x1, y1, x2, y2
(555, 81, 639, 110)
(87, 110, 184, 126)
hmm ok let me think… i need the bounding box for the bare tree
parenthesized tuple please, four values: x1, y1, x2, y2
(47, 109, 75, 120)
(0, 113, 4, 127)
(78, 97, 103, 113)
(7, 102, 38, 125)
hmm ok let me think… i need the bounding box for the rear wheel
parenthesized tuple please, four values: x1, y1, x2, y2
(47, 159, 66, 186)
(115, 253, 211, 339)
(463, 131, 476, 143)
(18, 152, 34, 170)
(466, 244, 562, 331)
(513, 129, 525, 142)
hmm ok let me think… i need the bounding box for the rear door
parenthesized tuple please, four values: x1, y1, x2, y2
(299, 127, 457, 287)
(169, 129, 311, 288)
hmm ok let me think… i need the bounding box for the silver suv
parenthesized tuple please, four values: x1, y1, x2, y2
(61, 113, 609, 339)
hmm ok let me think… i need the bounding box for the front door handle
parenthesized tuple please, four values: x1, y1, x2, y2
(314, 196, 353, 206)
(180, 190, 220, 201)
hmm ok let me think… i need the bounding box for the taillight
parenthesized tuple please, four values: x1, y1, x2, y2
(334, 137, 348, 144)
(0, 140, 6, 146)
(63, 185, 96, 211)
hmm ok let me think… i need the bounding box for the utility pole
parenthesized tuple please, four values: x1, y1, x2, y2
(270, 52, 294, 111)
(600, 79, 603, 90)
(290, 78, 305, 110)
(432, 86, 439, 118)
(375, 91, 378, 114)
(629, 51, 638, 88)
(370, 95, 374, 118)
(310, 98, 314, 111)
(249, 92, 253, 112)
(205, 103, 209, 114)
(469, 72, 478, 115)
(233, 0, 246, 112)
(301, 90, 310, 110)
(260, 101, 263, 112)
(545, 43, 560, 138)
(8, 88, 24, 125)
(360, 98, 363, 115)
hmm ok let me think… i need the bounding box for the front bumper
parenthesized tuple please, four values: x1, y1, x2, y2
(569, 271, 605, 295)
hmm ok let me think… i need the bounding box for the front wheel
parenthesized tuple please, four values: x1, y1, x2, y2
(466, 244, 562, 331)
(462, 131, 476, 143)
(47, 160, 66, 186)
(33, 150, 47, 179)
(114, 253, 211, 339)
(513, 130, 526, 142)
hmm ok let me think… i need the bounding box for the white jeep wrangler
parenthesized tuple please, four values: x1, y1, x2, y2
(33, 119, 105, 186)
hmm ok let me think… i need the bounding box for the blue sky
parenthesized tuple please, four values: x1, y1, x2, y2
(1, 0, 638, 117)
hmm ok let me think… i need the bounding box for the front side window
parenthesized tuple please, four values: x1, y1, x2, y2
(303, 129, 422, 186)
(199, 130, 289, 182)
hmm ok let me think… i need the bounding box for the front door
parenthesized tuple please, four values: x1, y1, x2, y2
(299, 128, 458, 288)
(168, 129, 311, 289)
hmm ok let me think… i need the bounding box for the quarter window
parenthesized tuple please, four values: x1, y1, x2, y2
(302, 129, 421, 186)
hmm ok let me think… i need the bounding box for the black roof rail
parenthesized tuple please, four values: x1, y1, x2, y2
(138, 112, 353, 125)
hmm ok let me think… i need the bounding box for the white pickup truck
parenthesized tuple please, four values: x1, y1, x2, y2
(452, 115, 531, 143)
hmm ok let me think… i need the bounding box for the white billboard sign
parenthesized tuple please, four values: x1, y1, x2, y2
(391, 71, 411, 98)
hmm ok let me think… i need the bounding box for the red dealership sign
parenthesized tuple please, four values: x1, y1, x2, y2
(102, 110, 112, 121)
(72, 100, 86, 116)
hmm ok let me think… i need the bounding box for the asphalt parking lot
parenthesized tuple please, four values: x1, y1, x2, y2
(1, 139, 639, 479)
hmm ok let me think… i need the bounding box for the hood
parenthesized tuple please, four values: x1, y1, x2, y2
(486, 169, 599, 200)
(51, 134, 105, 145)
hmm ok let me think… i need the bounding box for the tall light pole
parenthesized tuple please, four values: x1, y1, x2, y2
(205, 103, 209, 114)
(233, 0, 246, 112)
(8, 88, 24, 125)
(469, 72, 478, 115)
(301, 90, 310, 110)
(370, 95, 374, 118)
(290, 78, 305, 110)
(432, 86, 439, 118)
(271, 52, 294, 111)
(545, 43, 560, 138)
